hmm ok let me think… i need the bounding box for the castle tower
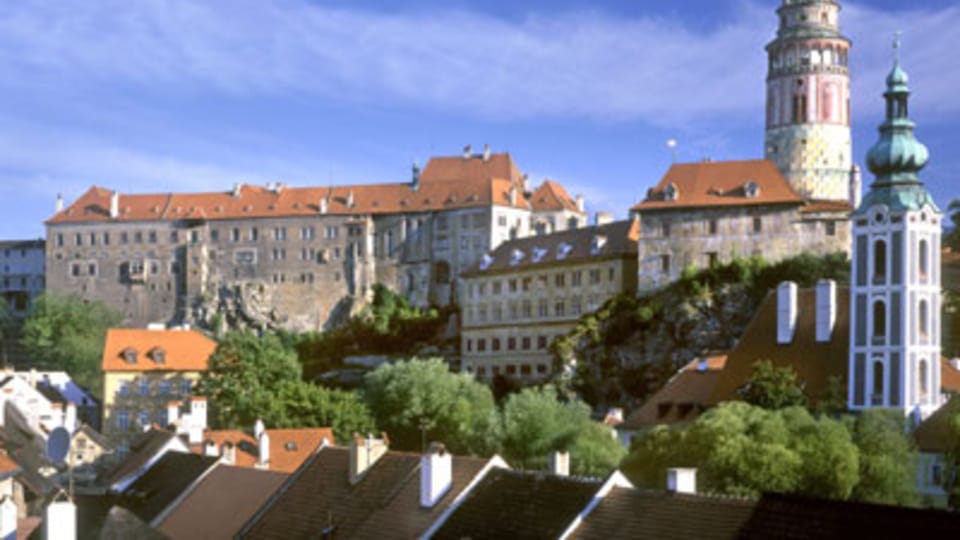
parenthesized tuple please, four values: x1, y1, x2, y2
(765, 0, 852, 201)
(848, 37, 941, 419)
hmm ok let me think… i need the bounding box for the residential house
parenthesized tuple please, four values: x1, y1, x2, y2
(186, 418, 334, 474)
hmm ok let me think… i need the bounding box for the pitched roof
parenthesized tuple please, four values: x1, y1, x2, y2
(462, 219, 639, 276)
(157, 466, 287, 540)
(188, 427, 334, 473)
(708, 287, 850, 406)
(102, 428, 184, 488)
(0, 452, 20, 477)
(739, 492, 960, 538)
(102, 328, 217, 372)
(47, 153, 541, 225)
(619, 354, 728, 431)
(530, 180, 580, 212)
(631, 159, 805, 212)
(239, 446, 491, 539)
(913, 395, 960, 453)
(569, 486, 756, 540)
(431, 468, 602, 540)
(119, 451, 220, 524)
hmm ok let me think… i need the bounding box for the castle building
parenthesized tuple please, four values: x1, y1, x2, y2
(45, 149, 586, 331)
(847, 42, 942, 419)
(764, 0, 854, 202)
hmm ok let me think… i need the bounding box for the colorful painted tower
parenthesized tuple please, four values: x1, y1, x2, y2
(847, 37, 941, 420)
(765, 0, 852, 202)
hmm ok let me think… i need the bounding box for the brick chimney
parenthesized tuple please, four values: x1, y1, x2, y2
(349, 433, 389, 485)
(815, 279, 837, 342)
(549, 451, 570, 477)
(420, 443, 452, 508)
(777, 282, 798, 344)
(666, 468, 696, 494)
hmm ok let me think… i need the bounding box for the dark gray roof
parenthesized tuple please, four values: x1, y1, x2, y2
(119, 452, 219, 524)
(102, 428, 181, 488)
(0, 239, 44, 251)
(462, 220, 638, 276)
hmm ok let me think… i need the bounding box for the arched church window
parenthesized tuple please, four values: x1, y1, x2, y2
(919, 300, 929, 337)
(919, 239, 929, 278)
(872, 361, 884, 403)
(873, 239, 887, 284)
(919, 359, 929, 398)
(873, 300, 886, 341)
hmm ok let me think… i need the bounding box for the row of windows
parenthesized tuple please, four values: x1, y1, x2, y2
(0, 248, 34, 258)
(117, 378, 193, 397)
(469, 296, 600, 324)
(465, 335, 552, 353)
(0, 276, 42, 289)
(862, 236, 931, 287)
(54, 224, 361, 249)
(656, 217, 764, 238)
(466, 363, 549, 378)
(115, 408, 170, 431)
(468, 268, 616, 299)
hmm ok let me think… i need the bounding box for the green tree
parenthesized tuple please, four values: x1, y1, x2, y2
(19, 293, 121, 397)
(738, 360, 807, 410)
(850, 410, 917, 506)
(197, 330, 302, 428)
(362, 358, 499, 455)
(570, 420, 627, 477)
(251, 380, 376, 442)
(944, 199, 960, 251)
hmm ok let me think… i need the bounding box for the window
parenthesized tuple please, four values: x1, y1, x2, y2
(537, 336, 548, 350)
(56, 234, 64, 247)
(138, 410, 150, 427)
(158, 380, 171, 395)
(70, 263, 81, 277)
(466, 340, 472, 353)
(506, 365, 517, 376)
(118, 381, 130, 397)
(752, 217, 763, 233)
(706, 252, 719, 268)
(661, 254, 671, 274)
(509, 280, 518, 293)
(919, 359, 929, 398)
(571, 271, 582, 287)
(273, 227, 287, 241)
(89, 232, 97, 246)
(538, 299, 548, 317)
(537, 364, 547, 375)
(492, 281, 502, 295)
(555, 273, 565, 288)
(708, 219, 718, 235)
(492, 338, 501, 352)
(231, 228, 241, 242)
(522, 277, 531, 292)
(300, 226, 315, 240)
(148, 231, 157, 243)
(236, 250, 257, 265)
(825, 221, 836, 236)
(520, 365, 532, 376)
(521, 336, 531, 350)
(589, 269, 601, 284)
(181, 379, 192, 395)
(103, 232, 111, 245)
(872, 361, 884, 404)
(74, 233, 82, 246)
(522, 300, 532, 318)
(609, 267, 615, 282)
(874, 239, 887, 284)
(919, 300, 929, 337)
(139, 379, 150, 396)
(497, 215, 507, 227)
(435, 261, 451, 284)
(662, 222, 671, 237)
(507, 337, 516, 351)
(873, 300, 886, 341)
(919, 239, 929, 277)
(492, 305, 502, 322)
(554, 300, 565, 317)
(250, 228, 259, 241)
(88, 263, 97, 276)
(116, 411, 130, 430)
(478, 339, 487, 352)
(324, 226, 338, 239)
(121, 232, 129, 244)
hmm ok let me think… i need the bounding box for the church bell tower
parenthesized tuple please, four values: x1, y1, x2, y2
(847, 37, 941, 419)
(765, 0, 852, 202)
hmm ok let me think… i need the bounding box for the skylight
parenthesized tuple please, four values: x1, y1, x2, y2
(557, 242, 573, 260)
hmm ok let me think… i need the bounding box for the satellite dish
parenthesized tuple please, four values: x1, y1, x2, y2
(46, 427, 70, 466)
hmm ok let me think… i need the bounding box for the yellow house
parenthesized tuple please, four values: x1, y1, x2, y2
(101, 327, 217, 453)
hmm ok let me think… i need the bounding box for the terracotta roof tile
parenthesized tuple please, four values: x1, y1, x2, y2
(619, 354, 727, 431)
(0, 453, 19, 476)
(188, 428, 333, 473)
(530, 180, 580, 212)
(102, 328, 216, 372)
(632, 159, 804, 212)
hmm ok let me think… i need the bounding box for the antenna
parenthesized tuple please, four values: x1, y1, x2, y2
(893, 30, 902, 63)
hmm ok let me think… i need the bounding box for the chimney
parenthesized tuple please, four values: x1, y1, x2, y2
(549, 450, 570, 477)
(203, 439, 218, 457)
(462, 144, 472, 159)
(776, 281, 798, 345)
(509, 186, 518, 207)
(167, 401, 180, 427)
(349, 433, 389, 484)
(346, 191, 355, 209)
(411, 163, 421, 191)
(951, 358, 960, 372)
(55, 194, 64, 213)
(849, 164, 862, 209)
(257, 432, 270, 469)
(482, 144, 491, 162)
(50, 403, 64, 429)
(815, 279, 837, 343)
(221, 442, 236, 465)
(254, 418, 265, 440)
(594, 212, 614, 226)
(64, 403, 77, 433)
(575, 194, 585, 213)
(319, 197, 329, 215)
(28, 369, 36, 389)
(232, 183, 244, 198)
(188, 397, 207, 445)
(666, 468, 696, 494)
(420, 443, 452, 508)
(45, 499, 76, 540)
(0, 496, 15, 540)
(109, 191, 119, 219)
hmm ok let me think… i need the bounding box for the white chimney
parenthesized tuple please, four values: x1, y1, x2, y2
(29, 369, 37, 389)
(462, 144, 472, 159)
(346, 191, 355, 208)
(482, 144, 491, 162)
(55, 194, 64, 213)
(190, 397, 207, 431)
(254, 419, 265, 440)
(509, 186, 518, 207)
(45, 500, 76, 540)
(349, 433, 389, 484)
(232, 183, 244, 198)
(666, 468, 696, 494)
(815, 279, 837, 343)
(777, 281, 798, 345)
(849, 164, 862, 209)
(64, 403, 77, 433)
(575, 194, 585, 213)
(595, 212, 614, 226)
(549, 450, 570, 477)
(203, 439, 218, 457)
(50, 403, 64, 429)
(221, 442, 236, 465)
(0, 496, 15, 540)
(258, 432, 270, 469)
(166, 401, 180, 427)
(420, 443, 452, 508)
(109, 191, 119, 219)
(951, 358, 960, 371)
(319, 197, 329, 215)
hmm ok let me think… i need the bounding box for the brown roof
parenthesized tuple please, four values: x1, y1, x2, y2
(913, 395, 960, 453)
(462, 219, 639, 276)
(530, 180, 580, 212)
(238, 446, 491, 539)
(102, 328, 216, 372)
(156, 466, 287, 540)
(620, 354, 728, 431)
(709, 287, 850, 406)
(799, 199, 854, 214)
(48, 153, 539, 225)
(631, 159, 804, 212)
(570, 486, 757, 540)
(0, 452, 19, 476)
(941, 358, 960, 393)
(188, 428, 334, 473)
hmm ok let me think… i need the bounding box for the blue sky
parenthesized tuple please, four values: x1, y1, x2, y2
(1, 0, 958, 239)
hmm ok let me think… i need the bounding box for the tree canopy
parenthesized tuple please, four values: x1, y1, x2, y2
(738, 360, 807, 410)
(19, 293, 121, 397)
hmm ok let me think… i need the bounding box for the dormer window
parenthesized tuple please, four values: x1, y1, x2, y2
(557, 242, 573, 260)
(479, 254, 494, 271)
(664, 183, 679, 202)
(590, 235, 607, 254)
(509, 249, 525, 266)
(122, 347, 138, 364)
(744, 180, 760, 198)
(532, 247, 547, 263)
(150, 347, 166, 364)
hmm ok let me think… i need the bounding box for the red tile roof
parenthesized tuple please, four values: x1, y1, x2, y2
(800, 199, 854, 214)
(0, 453, 19, 476)
(48, 153, 540, 225)
(102, 328, 217, 372)
(530, 180, 580, 212)
(619, 354, 728, 431)
(632, 159, 805, 212)
(189, 428, 334, 473)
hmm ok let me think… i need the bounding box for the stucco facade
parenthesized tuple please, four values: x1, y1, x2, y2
(0, 240, 44, 317)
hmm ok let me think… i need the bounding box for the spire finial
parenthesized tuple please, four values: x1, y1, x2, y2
(893, 31, 902, 64)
